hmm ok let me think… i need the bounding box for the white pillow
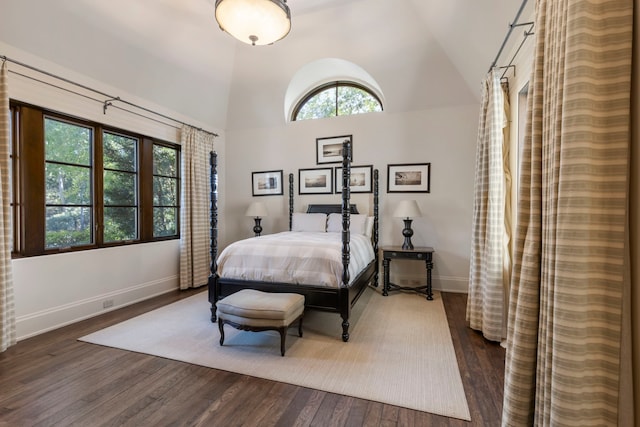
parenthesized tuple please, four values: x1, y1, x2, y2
(327, 213, 368, 235)
(365, 216, 374, 239)
(326, 213, 341, 232)
(291, 213, 327, 232)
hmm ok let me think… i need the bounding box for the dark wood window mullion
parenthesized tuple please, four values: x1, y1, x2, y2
(11, 107, 21, 254)
(139, 138, 153, 241)
(175, 151, 181, 238)
(19, 106, 45, 255)
(94, 128, 103, 246)
(334, 83, 339, 117)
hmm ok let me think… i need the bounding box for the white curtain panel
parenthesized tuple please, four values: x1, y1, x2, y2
(466, 69, 511, 343)
(0, 61, 16, 352)
(502, 0, 634, 425)
(179, 125, 215, 289)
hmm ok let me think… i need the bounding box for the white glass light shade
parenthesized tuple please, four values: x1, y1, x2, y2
(393, 200, 421, 219)
(215, 0, 291, 46)
(245, 201, 268, 217)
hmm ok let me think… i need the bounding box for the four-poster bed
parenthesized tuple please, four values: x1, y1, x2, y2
(207, 141, 379, 341)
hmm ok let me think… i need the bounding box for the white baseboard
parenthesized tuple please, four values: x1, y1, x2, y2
(434, 275, 469, 293)
(16, 276, 178, 340)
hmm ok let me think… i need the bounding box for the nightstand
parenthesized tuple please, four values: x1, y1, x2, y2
(381, 246, 435, 300)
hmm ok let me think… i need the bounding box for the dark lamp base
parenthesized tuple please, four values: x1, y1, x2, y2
(253, 217, 263, 237)
(402, 218, 414, 250)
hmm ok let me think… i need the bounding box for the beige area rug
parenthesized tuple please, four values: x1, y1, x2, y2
(79, 287, 471, 421)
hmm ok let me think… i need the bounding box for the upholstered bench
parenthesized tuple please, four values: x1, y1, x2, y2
(216, 289, 305, 356)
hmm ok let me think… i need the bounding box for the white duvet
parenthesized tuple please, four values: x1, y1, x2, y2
(216, 231, 375, 288)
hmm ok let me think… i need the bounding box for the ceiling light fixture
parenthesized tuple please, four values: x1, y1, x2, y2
(214, 0, 291, 46)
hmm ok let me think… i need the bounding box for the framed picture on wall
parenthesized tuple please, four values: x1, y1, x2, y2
(334, 165, 373, 193)
(299, 167, 333, 194)
(252, 170, 284, 196)
(387, 163, 431, 193)
(316, 135, 353, 164)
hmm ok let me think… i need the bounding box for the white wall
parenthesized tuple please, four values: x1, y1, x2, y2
(13, 242, 179, 339)
(2, 42, 226, 340)
(223, 105, 479, 293)
(224, 0, 479, 131)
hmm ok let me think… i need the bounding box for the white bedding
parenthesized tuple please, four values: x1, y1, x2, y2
(216, 231, 375, 288)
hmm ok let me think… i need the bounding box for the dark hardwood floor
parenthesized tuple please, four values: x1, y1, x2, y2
(0, 289, 505, 426)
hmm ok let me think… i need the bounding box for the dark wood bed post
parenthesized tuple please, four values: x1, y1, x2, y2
(289, 173, 294, 230)
(373, 168, 379, 287)
(340, 140, 352, 342)
(208, 151, 219, 322)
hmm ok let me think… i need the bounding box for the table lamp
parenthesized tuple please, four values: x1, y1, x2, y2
(393, 200, 421, 250)
(245, 201, 268, 236)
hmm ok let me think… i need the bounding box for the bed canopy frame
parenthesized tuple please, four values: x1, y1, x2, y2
(207, 141, 379, 341)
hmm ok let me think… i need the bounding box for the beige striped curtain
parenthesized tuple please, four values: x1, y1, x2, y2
(467, 69, 512, 343)
(179, 125, 215, 289)
(502, 0, 634, 425)
(0, 61, 16, 352)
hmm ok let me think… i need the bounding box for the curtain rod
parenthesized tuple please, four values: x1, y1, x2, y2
(497, 22, 534, 80)
(1, 54, 219, 138)
(488, 0, 532, 72)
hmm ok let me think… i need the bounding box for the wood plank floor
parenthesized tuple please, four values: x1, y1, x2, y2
(0, 289, 505, 426)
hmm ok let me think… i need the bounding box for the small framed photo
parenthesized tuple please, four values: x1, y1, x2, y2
(299, 167, 333, 194)
(335, 165, 373, 193)
(252, 170, 284, 196)
(387, 163, 431, 193)
(316, 135, 353, 164)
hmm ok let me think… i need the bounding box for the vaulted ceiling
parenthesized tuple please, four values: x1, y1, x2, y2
(0, 0, 533, 131)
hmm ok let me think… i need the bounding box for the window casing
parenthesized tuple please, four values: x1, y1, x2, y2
(12, 102, 180, 257)
(292, 81, 383, 121)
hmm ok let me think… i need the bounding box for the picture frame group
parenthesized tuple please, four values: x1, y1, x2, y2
(387, 163, 431, 193)
(251, 170, 284, 196)
(251, 136, 430, 197)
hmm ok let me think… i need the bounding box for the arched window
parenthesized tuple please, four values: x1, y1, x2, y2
(292, 81, 383, 121)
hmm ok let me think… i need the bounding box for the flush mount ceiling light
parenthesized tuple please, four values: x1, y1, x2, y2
(214, 0, 291, 46)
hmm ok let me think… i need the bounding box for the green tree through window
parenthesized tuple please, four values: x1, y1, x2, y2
(153, 144, 179, 237)
(44, 118, 93, 249)
(103, 132, 138, 242)
(293, 82, 382, 121)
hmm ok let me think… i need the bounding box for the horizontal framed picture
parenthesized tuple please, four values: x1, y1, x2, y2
(299, 167, 333, 195)
(252, 170, 284, 196)
(387, 163, 431, 193)
(316, 135, 353, 164)
(335, 165, 373, 193)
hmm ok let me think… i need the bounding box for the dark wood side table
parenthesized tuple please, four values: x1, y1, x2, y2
(381, 246, 435, 300)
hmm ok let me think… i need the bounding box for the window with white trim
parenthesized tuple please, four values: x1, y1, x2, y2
(292, 81, 383, 121)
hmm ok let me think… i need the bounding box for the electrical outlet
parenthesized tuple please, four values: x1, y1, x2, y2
(103, 299, 114, 309)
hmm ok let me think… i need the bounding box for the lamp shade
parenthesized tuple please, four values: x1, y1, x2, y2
(245, 201, 268, 217)
(393, 200, 421, 218)
(215, 0, 291, 46)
